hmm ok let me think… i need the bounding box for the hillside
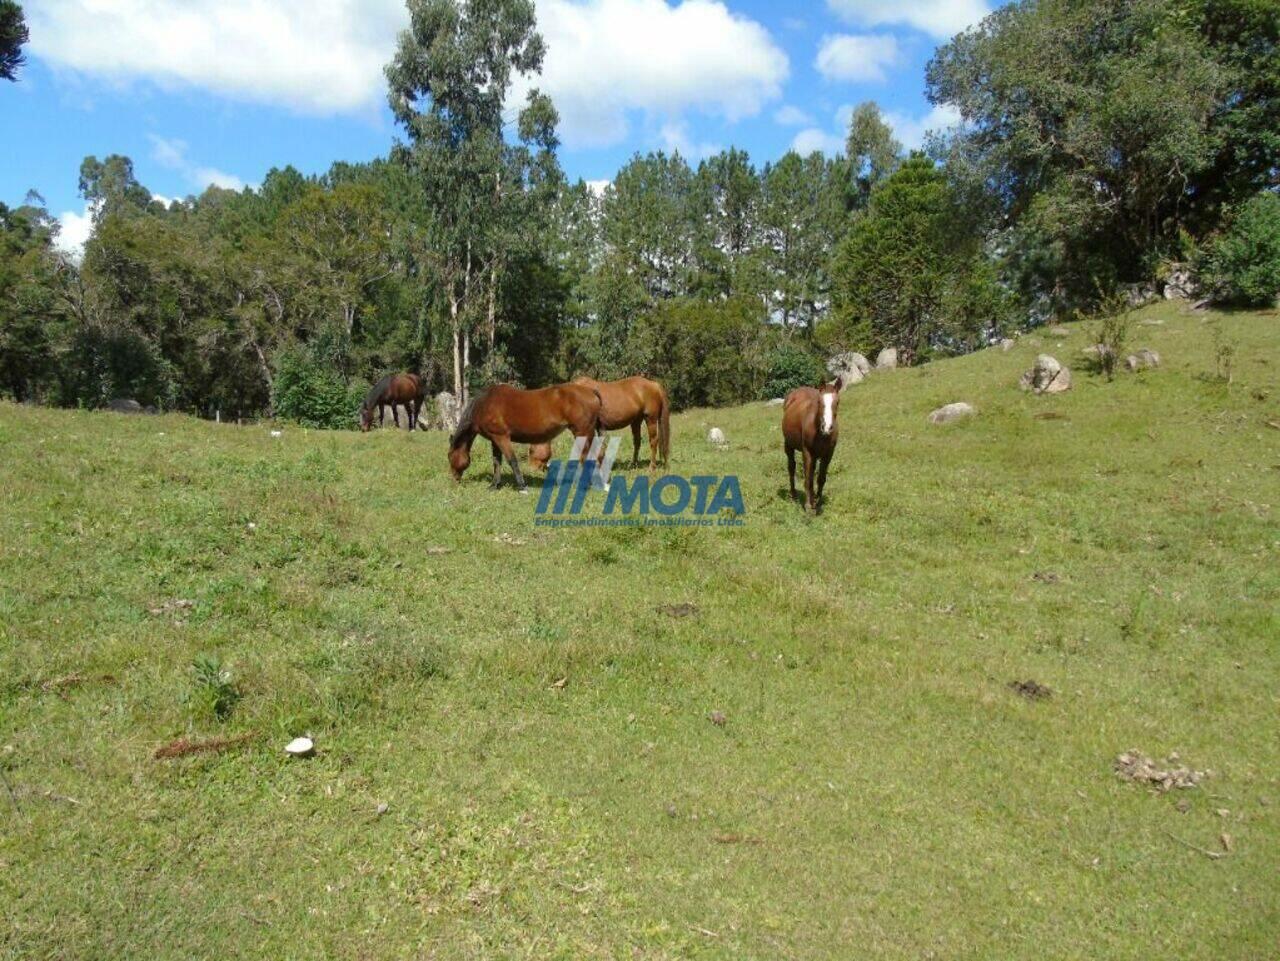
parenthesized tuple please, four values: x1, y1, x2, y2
(1, 303, 1277, 959)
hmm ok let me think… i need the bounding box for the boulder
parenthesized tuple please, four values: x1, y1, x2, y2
(1000, 338, 1016, 352)
(874, 347, 898, 370)
(827, 352, 871, 389)
(1125, 348, 1161, 372)
(707, 427, 726, 446)
(106, 398, 145, 414)
(928, 402, 976, 425)
(435, 391, 461, 433)
(1119, 282, 1159, 308)
(1163, 265, 1197, 301)
(1047, 325, 1071, 338)
(1020, 355, 1072, 395)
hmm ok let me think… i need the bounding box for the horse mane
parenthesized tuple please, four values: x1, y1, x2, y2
(363, 374, 395, 411)
(449, 394, 480, 448)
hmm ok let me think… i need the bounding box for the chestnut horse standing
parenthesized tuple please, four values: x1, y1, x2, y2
(528, 375, 670, 471)
(361, 373, 425, 431)
(782, 378, 843, 513)
(449, 383, 604, 492)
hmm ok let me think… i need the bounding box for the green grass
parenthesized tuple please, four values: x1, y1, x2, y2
(1, 303, 1277, 959)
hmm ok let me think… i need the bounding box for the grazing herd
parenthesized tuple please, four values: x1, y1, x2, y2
(364, 373, 842, 512)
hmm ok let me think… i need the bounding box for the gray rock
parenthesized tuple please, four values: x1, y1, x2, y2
(826, 352, 868, 390)
(106, 398, 145, 414)
(435, 391, 461, 433)
(1020, 354, 1072, 395)
(707, 427, 726, 446)
(1125, 348, 1161, 372)
(1119, 283, 1159, 308)
(1164, 265, 1197, 300)
(1000, 338, 1016, 352)
(875, 347, 898, 370)
(928, 402, 976, 425)
(1047, 325, 1071, 337)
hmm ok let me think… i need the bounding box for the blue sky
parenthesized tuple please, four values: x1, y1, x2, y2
(1, 1, 989, 252)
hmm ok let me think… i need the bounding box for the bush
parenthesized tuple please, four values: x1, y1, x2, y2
(761, 344, 824, 399)
(1200, 192, 1280, 306)
(272, 345, 364, 429)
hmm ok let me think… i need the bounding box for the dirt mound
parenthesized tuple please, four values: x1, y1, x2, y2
(1114, 749, 1206, 790)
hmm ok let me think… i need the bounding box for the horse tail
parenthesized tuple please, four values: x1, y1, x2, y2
(657, 384, 671, 466)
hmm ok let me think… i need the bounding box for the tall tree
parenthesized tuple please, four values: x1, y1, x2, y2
(845, 102, 901, 207)
(385, 0, 555, 402)
(0, 1, 27, 81)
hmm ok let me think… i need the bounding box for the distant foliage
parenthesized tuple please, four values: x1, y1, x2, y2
(1199, 192, 1280, 307)
(272, 345, 364, 429)
(761, 345, 825, 400)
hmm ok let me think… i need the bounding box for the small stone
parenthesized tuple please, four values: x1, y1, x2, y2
(1125, 348, 1161, 372)
(765, 397, 784, 406)
(284, 737, 315, 758)
(1216, 808, 1230, 818)
(708, 710, 727, 726)
(376, 802, 389, 816)
(927, 402, 975, 425)
(270, 430, 283, 438)
(707, 427, 726, 446)
(1047, 325, 1071, 337)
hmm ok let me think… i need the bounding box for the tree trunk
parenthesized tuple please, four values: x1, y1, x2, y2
(487, 256, 499, 349)
(450, 294, 463, 402)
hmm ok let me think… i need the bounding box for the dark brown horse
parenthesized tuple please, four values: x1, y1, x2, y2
(782, 378, 843, 514)
(529, 375, 670, 471)
(449, 383, 604, 492)
(361, 373, 425, 431)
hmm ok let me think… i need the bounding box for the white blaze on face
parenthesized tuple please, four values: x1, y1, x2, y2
(820, 392, 835, 434)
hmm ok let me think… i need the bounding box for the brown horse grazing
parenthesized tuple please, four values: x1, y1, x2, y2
(569, 375, 671, 469)
(782, 378, 843, 514)
(449, 383, 603, 492)
(361, 373, 425, 432)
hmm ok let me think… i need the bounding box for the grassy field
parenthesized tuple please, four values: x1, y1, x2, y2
(1, 302, 1277, 959)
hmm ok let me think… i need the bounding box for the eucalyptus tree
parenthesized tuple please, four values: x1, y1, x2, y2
(385, 0, 557, 401)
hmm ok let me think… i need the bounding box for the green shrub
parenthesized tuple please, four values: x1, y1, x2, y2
(1200, 192, 1280, 307)
(761, 344, 824, 399)
(187, 653, 240, 722)
(272, 345, 364, 429)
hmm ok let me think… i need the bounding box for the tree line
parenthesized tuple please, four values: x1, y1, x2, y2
(1, 0, 1276, 427)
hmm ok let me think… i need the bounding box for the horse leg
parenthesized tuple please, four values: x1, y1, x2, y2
(490, 441, 504, 489)
(802, 448, 816, 513)
(497, 436, 528, 492)
(630, 420, 642, 469)
(786, 445, 797, 501)
(390, 403, 400, 429)
(816, 453, 831, 513)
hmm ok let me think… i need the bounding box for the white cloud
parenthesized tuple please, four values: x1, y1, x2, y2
(791, 102, 961, 157)
(659, 121, 720, 160)
(791, 127, 843, 156)
(53, 203, 95, 260)
(825, 0, 990, 40)
(815, 34, 899, 83)
(884, 103, 961, 149)
(148, 134, 248, 193)
(33, 0, 788, 153)
(517, 0, 789, 147)
(773, 104, 815, 127)
(29, 0, 404, 115)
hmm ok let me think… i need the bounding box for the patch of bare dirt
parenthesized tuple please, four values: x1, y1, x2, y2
(1009, 679, 1052, 700)
(1114, 749, 1207, 790)
(657, 602, 699, 618)
(153, 733, 254, 760)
